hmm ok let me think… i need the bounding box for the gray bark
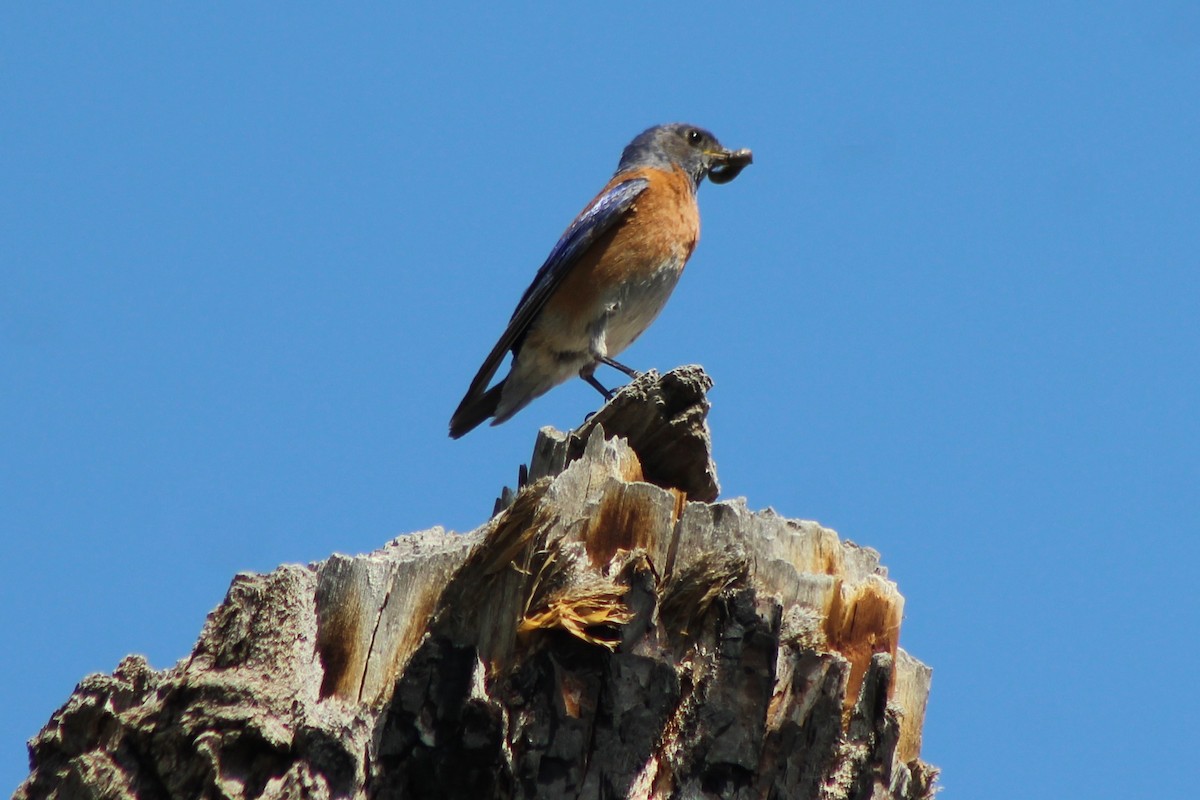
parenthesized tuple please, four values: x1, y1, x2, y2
(17, 366, 938, 800)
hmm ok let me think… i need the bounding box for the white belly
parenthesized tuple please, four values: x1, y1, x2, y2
(600, 258, 685, 356)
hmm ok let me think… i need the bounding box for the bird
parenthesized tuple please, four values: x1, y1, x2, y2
(449, 122, 752, 439)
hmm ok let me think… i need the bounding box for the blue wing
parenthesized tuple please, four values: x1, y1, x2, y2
(509, 177, 649, 326)
(457, 177, 649, 402)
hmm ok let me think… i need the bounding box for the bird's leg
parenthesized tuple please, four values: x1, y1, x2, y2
(600, 356, 640, 378)
(586, 310, 639, 384)
(584, 375, 614, 399)
(579, 315, 620, 398)
(578, 362, 614, 399)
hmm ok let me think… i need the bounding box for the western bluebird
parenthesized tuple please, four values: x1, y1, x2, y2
(449, 123, 752, 438)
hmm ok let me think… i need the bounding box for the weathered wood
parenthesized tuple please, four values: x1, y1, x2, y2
(528, 365, 720, 502)
(17, 366, 937, 800)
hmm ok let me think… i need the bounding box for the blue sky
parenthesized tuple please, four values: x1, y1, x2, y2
(3, 4, 1198, 796)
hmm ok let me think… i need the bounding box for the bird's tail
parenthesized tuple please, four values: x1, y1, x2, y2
(449, 379, 505, 439)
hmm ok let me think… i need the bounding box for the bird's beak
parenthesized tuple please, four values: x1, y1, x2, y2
(708, 147, 753, 184)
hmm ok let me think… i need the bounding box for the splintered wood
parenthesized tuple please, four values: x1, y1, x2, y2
(17, 365, 936, 800)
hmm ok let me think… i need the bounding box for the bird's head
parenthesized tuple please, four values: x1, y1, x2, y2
(617, 123, 753, 188)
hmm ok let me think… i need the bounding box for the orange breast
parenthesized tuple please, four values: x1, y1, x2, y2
(548, 166, 700, 324)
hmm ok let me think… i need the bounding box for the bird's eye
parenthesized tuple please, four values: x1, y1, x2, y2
(686, 129, 703, 145)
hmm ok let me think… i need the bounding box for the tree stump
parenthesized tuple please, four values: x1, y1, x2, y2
(17, 366, 938, 800)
